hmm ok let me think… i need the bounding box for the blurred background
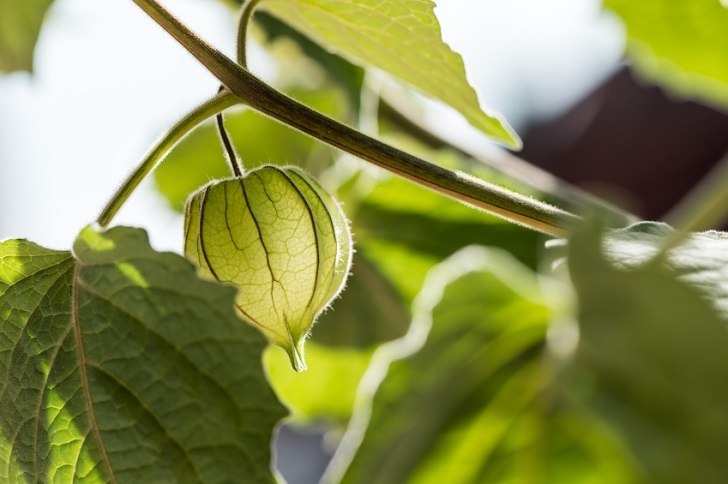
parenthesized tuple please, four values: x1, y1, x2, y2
(2, 0, 727, 482)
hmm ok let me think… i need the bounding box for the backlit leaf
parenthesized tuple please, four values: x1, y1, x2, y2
(325, 247, 638, 483)
(260, 0, 521, 148)
(0, 225, 286, 482)
(605, 0, 728, 109)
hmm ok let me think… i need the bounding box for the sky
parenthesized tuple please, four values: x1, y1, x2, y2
(0, 0, 623, 252)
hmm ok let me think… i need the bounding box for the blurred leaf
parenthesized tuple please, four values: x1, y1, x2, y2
(353, 175, 543, 301)
(605, 0, 728, 109)
(325, 247, 637, 483)
(154, 88, 343, 211)
(564, 220, 728, 483)
(264, 343, 374, 423)
(599, 221, 728, 317)
(260, 0, 521, 148)
(314, 252, 410, 348)
(0, 226, 285, 482)
(255, 11, 365, 110)
(0, 0, 53, 72)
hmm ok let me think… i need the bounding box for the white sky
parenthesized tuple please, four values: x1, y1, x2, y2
(0, 0, 623, 252)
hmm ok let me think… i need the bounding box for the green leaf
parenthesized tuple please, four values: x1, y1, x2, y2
(255, 11, 365, 111)
(260, 164, 542, 423)
(564, 220, 728, 482)
(260, 0, 521, 148)
(605, 0, 728, 109)
(264, 343, 374, 423)
(353, 175, 542, 301)
(325, 247, 638, 483)
(0, 225, 286, 482)
(597, 221, 728, 317)
(155, 88, 343, 212)
(313, 252, 410, 349)
(0, 0, 53, 72)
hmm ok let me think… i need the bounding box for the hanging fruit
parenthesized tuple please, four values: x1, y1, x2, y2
(184, 165, 352, 371)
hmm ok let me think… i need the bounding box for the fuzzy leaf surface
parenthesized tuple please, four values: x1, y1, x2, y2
(261, 0, 520, 148)
(0, 225, 285, 483)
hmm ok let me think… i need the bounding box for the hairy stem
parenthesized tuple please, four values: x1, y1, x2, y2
(216, 105, 244, 177)
(377, 98, 637, 226)
(212, 0, 261, 177)
(131, 0, 580, 236)
(97, 91, 238, 227)
(237, 0, 262, 66)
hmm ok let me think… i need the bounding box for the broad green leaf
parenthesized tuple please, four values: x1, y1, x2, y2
(0, 225, 286, 482)
(0, 0, 53, 72)
(155, 88, 344, 212)
(325, 247, 638, 483)
(605, 0, 728, 109)
(260, 0, 521, 148)
(564, 220, 728, 482)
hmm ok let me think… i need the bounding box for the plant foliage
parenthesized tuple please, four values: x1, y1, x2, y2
(1, 0, 727, 482)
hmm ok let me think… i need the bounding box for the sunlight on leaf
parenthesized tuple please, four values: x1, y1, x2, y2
(0, 225, 285, 482)
(605, 0, 728, 109)
(324, 246, 637, 483)
(260, 0, 521, 148)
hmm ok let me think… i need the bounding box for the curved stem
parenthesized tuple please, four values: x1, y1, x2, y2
(237, 0, 261, 66)
(97, 91, 239, 227)
(216, 105, 244, 177)
(131, 0, 579, 236)
(212, 0, 261, 177)
(215, 85, 244, 177)
(666, 151, 728, 233)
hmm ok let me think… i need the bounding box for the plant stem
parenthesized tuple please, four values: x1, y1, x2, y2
(97, 90, 238, 227)
(237, 0, 261, 66)
(212, 0, 260, 178)
(377, 98, 637, 226)
(216, 103, 244, 177)
(131, 0, 580, 236)
(214, 0, 260, 178)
